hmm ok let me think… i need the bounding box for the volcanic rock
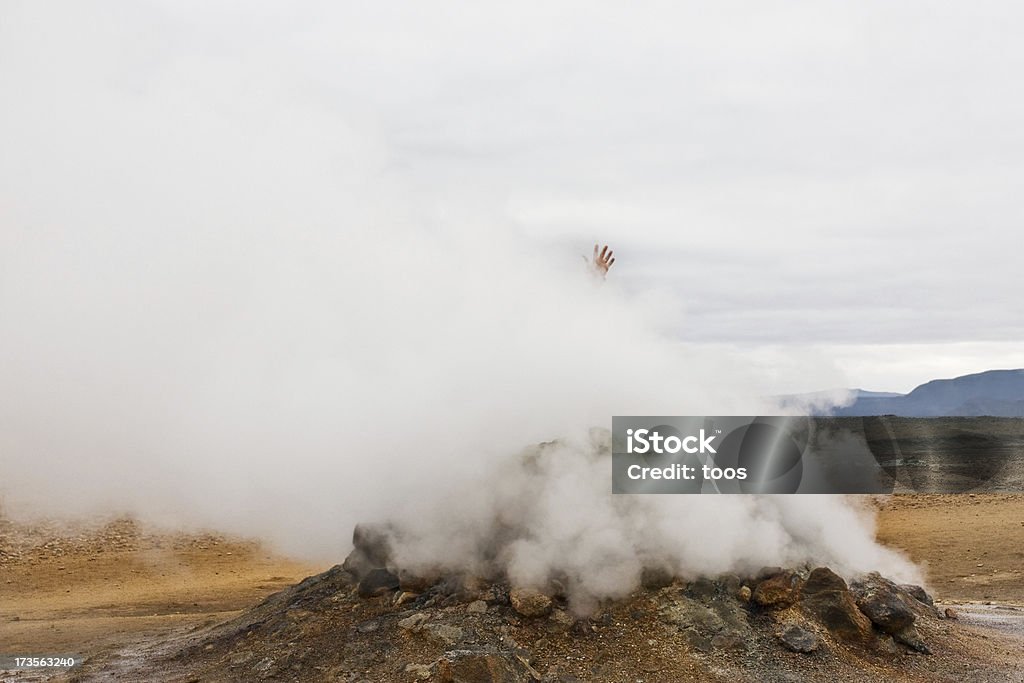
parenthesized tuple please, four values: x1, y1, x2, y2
(777, 624, 818, 653)
(752, 570, 803, 608)
(900, 583, 934, 606)
(398, 612, 428, 630)
(356, 567, 399, 597)
(424, 623, 464, 646)
(510, 588, 553, 618)
(640, 565, 674, 590)
(800, 567, 873, 643)
(849, 577, 917, 634)
(351, 523, 393, 566)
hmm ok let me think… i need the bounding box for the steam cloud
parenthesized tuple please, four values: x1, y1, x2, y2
(0, 3, 916, 604)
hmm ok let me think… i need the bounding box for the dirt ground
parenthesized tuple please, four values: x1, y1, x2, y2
(1, 494, 1022, 677)
(873, 494, 1024, 605)
(0, 517, 319, 660)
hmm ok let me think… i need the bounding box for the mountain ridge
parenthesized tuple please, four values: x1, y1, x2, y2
(790, 369, 1024, 417)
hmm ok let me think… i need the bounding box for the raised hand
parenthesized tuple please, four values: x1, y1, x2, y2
(592, 243, 615, 278)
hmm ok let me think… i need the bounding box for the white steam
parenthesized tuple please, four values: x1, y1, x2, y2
(0, 3, 916, 601)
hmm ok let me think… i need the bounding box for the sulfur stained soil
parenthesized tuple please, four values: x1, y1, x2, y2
(1, 495, 1022, 681)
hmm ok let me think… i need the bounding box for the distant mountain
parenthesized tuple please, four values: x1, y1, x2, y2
(828, 369, 1024, 417)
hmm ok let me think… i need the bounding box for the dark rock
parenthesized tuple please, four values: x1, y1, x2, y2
(435, 649, 531, 683)
(853, 590, 916, 634)
(777, 624, 818, 653)
(802, 567, 848, 595)
(893, 625, 931, 654)
(900, 584, 934, 606)
(686, 577, 718, 600)
(718, 573, 742, 596)
(640, 566, 674, 590)
(357, 568, 399, 598)
(398, 569, 437, 594)
(800, 568, 873, 643)
(752, 571, 803, 608)
(341, 548, 375, 581)
(352, 523, 393, 566)
(850, 573, 922, 637)
(944, 607, 958, 620)
(711, 631, 746, 652)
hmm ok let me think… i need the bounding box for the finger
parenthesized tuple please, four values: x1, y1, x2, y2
(605, 249, 614, 262)
(608, 257, 615, 268)
(600, 245, 608, 260)
(593, 243, 599, 260)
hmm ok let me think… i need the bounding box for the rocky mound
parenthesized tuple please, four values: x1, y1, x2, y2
(72, 526, 1018, 683)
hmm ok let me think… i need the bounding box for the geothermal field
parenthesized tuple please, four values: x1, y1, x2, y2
(4, 3, 1024, 682)
(2, 441, 1023, 681)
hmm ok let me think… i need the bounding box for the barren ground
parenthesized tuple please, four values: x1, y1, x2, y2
(1, 495, 1022, 681)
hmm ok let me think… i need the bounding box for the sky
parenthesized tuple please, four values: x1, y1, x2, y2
(2, 1, 1023, 393)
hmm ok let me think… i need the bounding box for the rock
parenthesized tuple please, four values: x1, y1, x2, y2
(893, 625, 931, 654)
(752, 571, 803, 608)
(944, 607, 959, 620)
(351, 523, 393, 566)
(852, 589, 916, 634)
(661, 602, 726, 634)
(686, 577, 718, 600)
(737, 585, 752, 603)
(398, 612, 428, 630)
(394, 591, 418, 607)
(355, 618, 380, 633)
(510, 588, 552, 618)
(661, 595, 753, 649)
(850, 573, 925, 640)
(424, 624, 464, 646)
(640, 566, 674, 590)
(467, 600, 488, 614)
(803, 567, 848, 594)
(711, 631, 746, 652)
(718, 573, 742, 596)
(341, 547, 375, 581)
(800, 568, 873, 643)
(548, 609, 574, 630)
(357, 567, 400, 598)
(777, 624, 818, 653)
(399, 569, 436, 593)
(900, 584, 934, 606)
(480, 585, 510, 605)
(435, 650, 531, 683)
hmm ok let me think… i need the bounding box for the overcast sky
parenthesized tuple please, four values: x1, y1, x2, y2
(2, 1, 1022, 393)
